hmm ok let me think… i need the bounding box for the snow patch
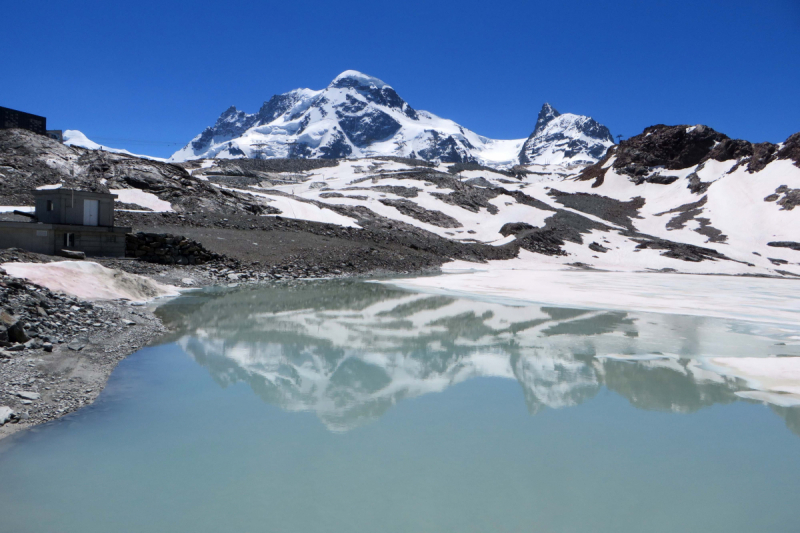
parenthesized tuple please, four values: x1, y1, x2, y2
(0, 206, 34, 213)
(1, 261, 180, 302)
(64, 130, 167, 162)
(109, 189, 173, 212)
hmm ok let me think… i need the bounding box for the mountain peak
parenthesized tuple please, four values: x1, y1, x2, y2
(329, 70, 390, 89)
(518, 103, 613, 165)
(534, 103, 561, 135)
(172, 77, 612, 168)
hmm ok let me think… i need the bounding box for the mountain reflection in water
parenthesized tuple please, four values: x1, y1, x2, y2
(155, 280, 800, 435)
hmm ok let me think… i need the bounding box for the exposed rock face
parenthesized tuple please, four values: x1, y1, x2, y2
(767, 241, 800, 251)
(191, 106, 254, 153)
(378, 198, 462, 228)
(417, 130, 476, 164)
(499, 222, 535, 237)
(578, 125, 798, 185)
(764, 185, 800, 211)
(546, 189, 644, 230)
(613, 125, 728, 177)
(777, 132, 800, 167)
(0, 129, 273, 217)
(518, 103, 614, 165)
(748, 142, 779, 173)
(705, 138, 754, 162)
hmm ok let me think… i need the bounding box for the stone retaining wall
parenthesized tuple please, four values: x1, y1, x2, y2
(125, 232, 222, 265)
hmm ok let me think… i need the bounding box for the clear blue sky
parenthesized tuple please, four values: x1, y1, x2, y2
(2, 0, 798, 158)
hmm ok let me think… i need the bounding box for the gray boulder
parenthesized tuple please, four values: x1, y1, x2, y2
(1, 310, 29, 344)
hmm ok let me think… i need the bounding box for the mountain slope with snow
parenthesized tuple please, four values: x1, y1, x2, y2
(3, 119, 799, 281)
(182, 123, 800, 278)
(63, 130, 167, 162)
(170, 71, 611, 168)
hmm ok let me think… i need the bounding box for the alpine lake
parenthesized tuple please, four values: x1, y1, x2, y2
(1, 279, 799, 533)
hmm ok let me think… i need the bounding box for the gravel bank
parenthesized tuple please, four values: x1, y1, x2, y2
(0, 254, 168, 440)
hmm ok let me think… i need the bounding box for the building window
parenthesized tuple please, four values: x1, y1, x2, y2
(46, 200, 54, 211)
(64, 233, 75, 247)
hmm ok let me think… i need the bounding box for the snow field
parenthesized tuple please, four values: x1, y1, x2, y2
(389, 259, 800, 325)
(110, 189, 174, 213)
(1, 261, 180, 302)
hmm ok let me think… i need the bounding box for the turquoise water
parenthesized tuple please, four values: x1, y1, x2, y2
(1, 281, 799, 533)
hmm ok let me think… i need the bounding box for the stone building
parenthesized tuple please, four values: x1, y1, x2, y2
(0, 189, 130, 257)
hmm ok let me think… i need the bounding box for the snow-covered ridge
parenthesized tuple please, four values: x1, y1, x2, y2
(63, 130, 167, 162)
(169, 71, 613, 168)
(518, 103, 614, 165)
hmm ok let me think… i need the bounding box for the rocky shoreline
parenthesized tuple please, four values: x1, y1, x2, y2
(0, 250, 172, 440)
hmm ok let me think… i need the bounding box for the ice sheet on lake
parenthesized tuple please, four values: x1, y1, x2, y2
(387, 257, 800, 325)
(155, 282, 800, 432)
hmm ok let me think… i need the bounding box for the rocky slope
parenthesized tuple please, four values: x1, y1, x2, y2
(177, 122, 800, 278)
(169, 71, 612, 168)
(0, 128, 272, 216)
(2, 120, 799, 279)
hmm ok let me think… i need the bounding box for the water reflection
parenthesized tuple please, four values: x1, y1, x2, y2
(155, 281, 800, 434)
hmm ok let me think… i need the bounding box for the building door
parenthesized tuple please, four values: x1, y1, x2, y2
(83, 199, 99, 226)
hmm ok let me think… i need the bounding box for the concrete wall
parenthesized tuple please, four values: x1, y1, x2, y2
(34, 196, 63, 225)
(0, 224, 54, 255)
(55, 228, 126, 257)
(0, 222, 130, 257)
(63, 195, 85, 225)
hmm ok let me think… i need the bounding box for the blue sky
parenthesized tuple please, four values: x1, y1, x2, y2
(2, 0, 798, 158)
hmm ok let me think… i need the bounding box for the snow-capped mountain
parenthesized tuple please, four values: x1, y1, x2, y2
(518, 103, 614, 165)
(170, 71, 612, 168)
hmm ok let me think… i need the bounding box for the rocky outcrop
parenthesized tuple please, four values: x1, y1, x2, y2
(1, 309, 29, 344)
(125, 233, 223, 265)
(378, 199, 462, 228)
(613, 125, 728, 177)
(777, 132, 800, 168)
(578, 125, 800, 185)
